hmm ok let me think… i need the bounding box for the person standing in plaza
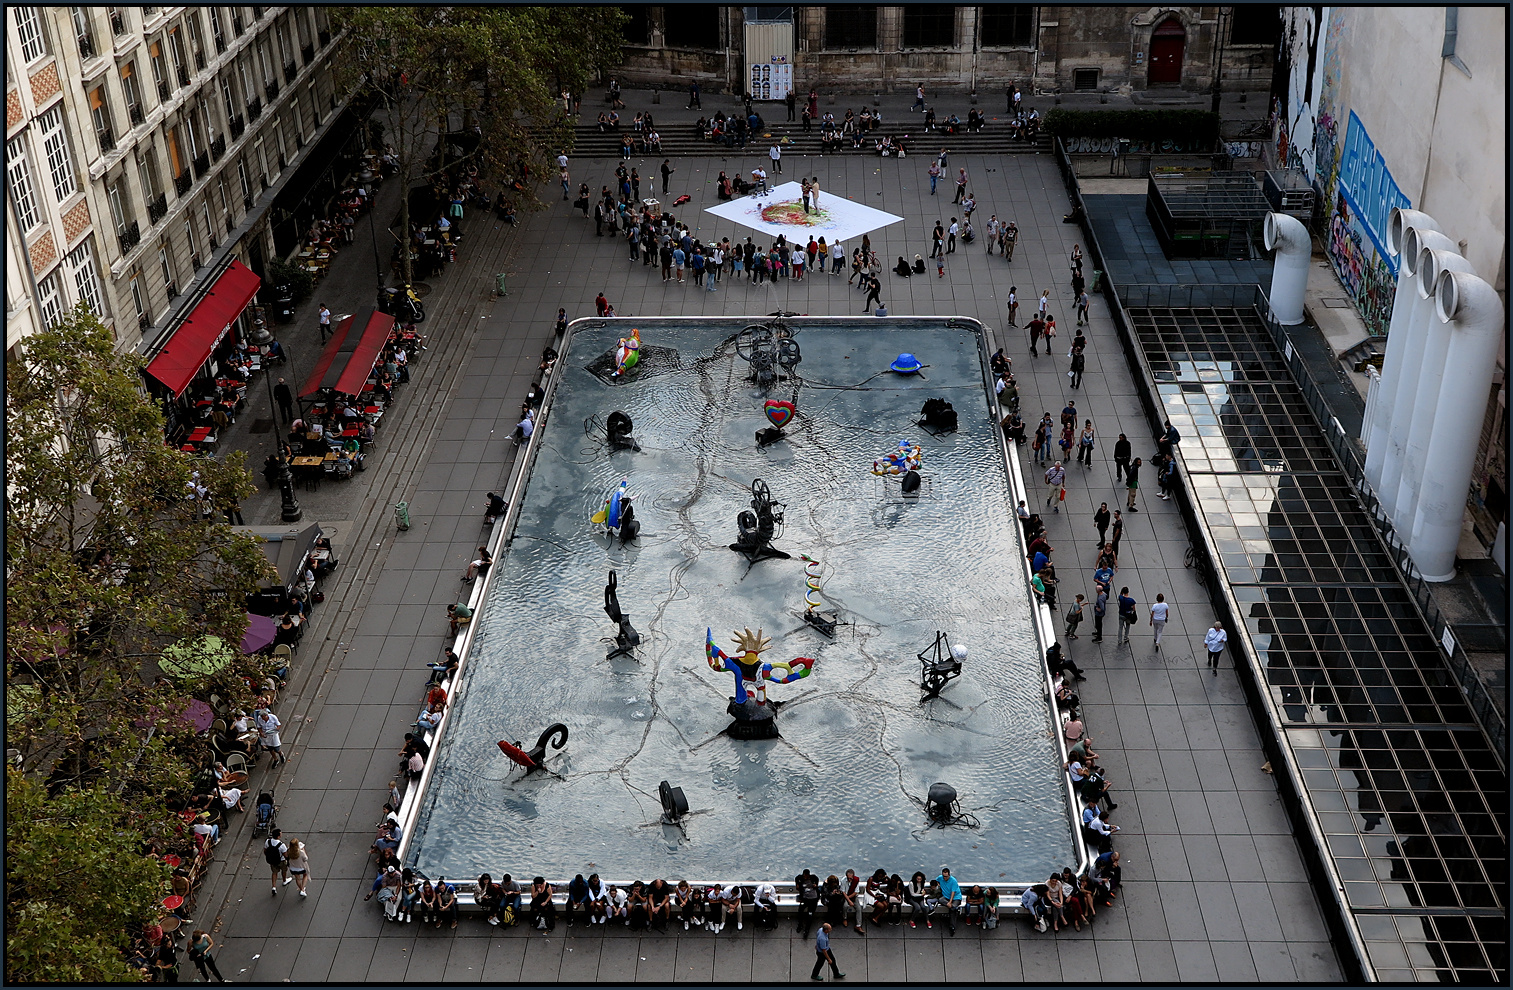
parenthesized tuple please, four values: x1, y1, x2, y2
(187, 930, 227, 983)
(769, 143, 783, 174)
(1078, 419, 1095, 466)
(1066, 594, 1086, 640)
(1092, 585, 1108, 642)
(953, 167, 968, 203)
(1077, 288, 1091, 326)
(786, 89, 797, 122)
(1205, 620, 1228, 673)
(1112, 433, 1132, 483)
(273, 378, 294, 423)
(1069, 346, 1086, 389)
(317, 304, 331, 342)
(660, 159, 674, 195)
(1125, 457, 1142, 512)
(1093, 501, 1110, 547)
(1045, 460, 1066, 513)
(1116, 587, 1137, 644)
(947, 218, 959, 253)
(1007, 286, 1019, 326)
(811, 923, 844, 980)
(928, 158, 942, 194)
(1108, 508, 1124, 559)
(930, 221, 944, 259)
(254, 704, 284, 766)
(1150, 594, 1169, 648)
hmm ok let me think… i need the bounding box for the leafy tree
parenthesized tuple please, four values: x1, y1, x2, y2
(330, 5, 627, 284)
(4, 769, 171, 983)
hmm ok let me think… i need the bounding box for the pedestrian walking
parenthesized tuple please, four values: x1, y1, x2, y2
(264, 828, 290, 893)
(1116, 588, 1137, 644)
(1112, 433, 1131, 483)
(1150, 594, 1169, 648)
(254, 704, 285, 766)
(317, 304, 331, 342)
(1007, 287, 1019, 326)
(273, 378, 295, 423)
(1077, 289, 1090, 326)
(1109, 509, 1124, 557)
(660, 159, 674, 195)
(1204, 620, 1228, 673)
(953, 167, 968, 203)
(1092, 586, 1107, 642)
(1044, 461, 1066, 513)
(928, 159, 941, 195)
(1077, 419, 1095, 466)
(947, 218, 958, 253)
(930, 221, 944, 259)
(286, 837, 312, 897)
(863, 276, 883, 313)
(688, 80, 701, 109)
(769, 143, 783, 174)
(1093, 502, 1110, 546)
(1028, 315, 1045, 356)
(1038, 289, 1051, 320)
(1065, 594, 1085, 640)
(560, 167, 571, 200)
(1069, 346, 1086, 389)
(187, 930, 227, 983)
(786, 90, 797, 121)
(1004, 220, 1018, 260)
(1125, 457, 1142, 512)
(830, 238, 845, 274)
(912, 84, 926, 111)
(811, 923, 845, 980)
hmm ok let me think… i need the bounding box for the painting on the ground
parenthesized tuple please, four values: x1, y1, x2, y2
(704, 181, 904, 242)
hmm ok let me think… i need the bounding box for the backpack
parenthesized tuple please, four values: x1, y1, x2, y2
(263, 840, 284, 866)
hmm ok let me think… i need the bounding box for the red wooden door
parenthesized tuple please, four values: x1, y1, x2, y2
(1148, 18, 1185, 85)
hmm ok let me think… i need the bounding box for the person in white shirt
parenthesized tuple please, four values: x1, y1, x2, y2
(830, 238, 844, 274)
(1204, 619, 1228, 672)
(718, 883, 743, 931)
(1149, 593, 1170, 647)
(754, 882, 778, 930)
(768, 144, 782, 174)
(254, 706, 284, 766)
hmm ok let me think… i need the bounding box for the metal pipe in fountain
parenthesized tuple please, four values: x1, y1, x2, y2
(1364, 209, 1440, 495)
(1262, 212, 1310, 326)
(1408, 271, 1505, 581)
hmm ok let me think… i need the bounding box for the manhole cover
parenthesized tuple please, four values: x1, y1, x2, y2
(248, 418, 276, 434)
(1320, 297, 1351, 308)
(410, 281, 433, 297)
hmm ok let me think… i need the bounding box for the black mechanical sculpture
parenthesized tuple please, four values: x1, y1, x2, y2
(728, 478, 791, 563)
(497, 722, 569, 775)
(735, 322, 802, 390)
(584, 410, 642, 453)
(604, 570, 641, 659)
(919, 631, 964, 702)
(918, 397, 959, 434)
(658, 780, 690, 824)
(926, 782, 959, 822)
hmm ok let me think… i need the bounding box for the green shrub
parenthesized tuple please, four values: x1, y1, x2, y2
(1042, 108, 1220, 145)
(266, 258, 314, 303)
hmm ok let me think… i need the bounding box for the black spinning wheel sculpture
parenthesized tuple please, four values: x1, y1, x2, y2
(729, 478, 791, 563)
(735, 324, 802, 389)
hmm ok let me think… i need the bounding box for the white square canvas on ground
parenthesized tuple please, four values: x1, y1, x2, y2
(703, 181, 905, 243)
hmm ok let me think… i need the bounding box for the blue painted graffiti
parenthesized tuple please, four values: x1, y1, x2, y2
(1336, 110, 1411, 276)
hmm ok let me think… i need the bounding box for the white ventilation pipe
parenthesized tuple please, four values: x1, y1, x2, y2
(1364, 209, 1439, 492)
(1376, 228, 1462, 521)
(1394, 245, 1477, 536)
(1409, 271, 1505, 581)
(1263, 212, 1310, 325)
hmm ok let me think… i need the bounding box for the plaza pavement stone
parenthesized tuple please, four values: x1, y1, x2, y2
(186, 118, 1345, 980)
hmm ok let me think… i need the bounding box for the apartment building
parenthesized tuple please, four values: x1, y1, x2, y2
(6, 5, 357, 401)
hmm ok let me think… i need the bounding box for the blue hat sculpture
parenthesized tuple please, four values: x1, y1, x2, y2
(890, 353, 923, 375)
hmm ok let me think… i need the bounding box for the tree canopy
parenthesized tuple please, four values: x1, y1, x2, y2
(330, 5, 627, 283)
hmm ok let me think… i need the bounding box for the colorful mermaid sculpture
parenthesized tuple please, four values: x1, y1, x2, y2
(612, 328, 642, 377)
(705, 627, 815, 707)
(591, 477, 631, 532)
(872, 440, 923, 476)
(799, 555, 824, 614)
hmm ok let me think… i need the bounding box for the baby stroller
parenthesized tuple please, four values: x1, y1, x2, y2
(253, 791, 277, 836)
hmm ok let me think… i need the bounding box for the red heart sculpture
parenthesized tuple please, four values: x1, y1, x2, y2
(763, 399, 796, 429)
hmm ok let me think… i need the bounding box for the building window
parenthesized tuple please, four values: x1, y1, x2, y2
(664, 6, 719, 48)
(209, 7, 225, 50)
(825, 5, 878, 49)
(128, 266, 146, 319)
(149, 38, 171, 101)
(88, 85, 115, 149)
(159, 242, 176, 298)
(1073, 68, 1100, 92)
(66, 241, 104, 316)
(6, 138, 41, 232)
(106, 177, 129, 230)
(37, 271, 65, 328)
(13, 7, 48, 62)
(980, 5, 1034, 47)
(184, 217, 201, 269)
(1229, 5, 1280, 46)
(121, 61, 145, 125)
(902, 5, 955, 47)
(71, 6, 97, 59)
(186, 11, 206, 70)
(37, 106, 78, 202)
(621, 5, 650, 44)
(201, 201, 216, 250)
(108, 6, 128, 37)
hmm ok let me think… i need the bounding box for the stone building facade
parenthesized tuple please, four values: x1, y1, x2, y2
(612, 5, 1278, 100)
(5, 5, 350, 362)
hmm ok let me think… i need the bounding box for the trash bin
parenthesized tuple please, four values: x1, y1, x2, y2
(495, 273, 509, 297)
(274, 285, 295, 324)
(394, 501, 411, 531)
(1091, 270, 1103, 294)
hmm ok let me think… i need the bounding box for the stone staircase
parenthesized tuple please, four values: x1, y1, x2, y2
(566, 120, 1053, 160)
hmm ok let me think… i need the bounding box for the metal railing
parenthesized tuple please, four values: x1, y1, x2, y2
(210, 135, 226, 162)
(246, 97, 262, 122)
(97, 126, 117, 151)
(147, 192, 168, 224)
(117, 220, 141, 254)
(229, 114, 245, 139)
(193, 151, 211, 179)
(129, 103, 145, 126)
(173, 171, 192, 196)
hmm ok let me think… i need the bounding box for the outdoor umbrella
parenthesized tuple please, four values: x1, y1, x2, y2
(159, 635, 237, 678)
(241, 613, 278, 654)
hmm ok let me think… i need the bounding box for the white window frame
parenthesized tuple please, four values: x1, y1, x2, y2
(66, 241, 104, 316)
(158, 241, 175, 292)
(6, 137, 42, 232)
(14, 7, 48, 63)
(37, 106, 78, 202)
(184, 215, 200, 268)
(37, 270, 65, 328)
(128, 266, 146, 317)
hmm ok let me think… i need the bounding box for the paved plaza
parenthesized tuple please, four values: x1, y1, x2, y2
(196, 122, 1344, 981)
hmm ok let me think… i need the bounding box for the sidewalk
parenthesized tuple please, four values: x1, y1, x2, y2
(194, 146, 1341, 983)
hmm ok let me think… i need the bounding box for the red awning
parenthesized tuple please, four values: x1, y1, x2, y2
(144, 260, 261, 397)
(299, 308, 394, 398)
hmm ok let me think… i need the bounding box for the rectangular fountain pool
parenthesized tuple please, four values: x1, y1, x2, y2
(405, 317, 1078, 888)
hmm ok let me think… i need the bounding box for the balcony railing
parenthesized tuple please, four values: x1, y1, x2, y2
(111, 10, 127, 35)
(243, 192, 255, 211)
(193, 151, 210, 178)
(246, 97, 262, 122)
(165, 281, 178, 302)
(176, 65, 190, 87)
(252, 6, 264, 20)
(284, 61, 298, 84)
(138, 312, 151, 331)
(232, 16, 244, 35)
(194, 50, 205, 71)
(97, 126, 117, 151)
(118, 220, 141, 254)
(147, 192, 168, 223)
(229, 114, 245, 139)
(318, 29, 331, 47)
(214, 35, 226, 55)
(78, 34, 96, 58)
(264, 79, 280, 101)
(301, 43, 314, 65)
(157, 80, 171, 102)
(210, 135, 226, 161)
(129, 103, 145, 126)
(174, 171, 192, 196)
